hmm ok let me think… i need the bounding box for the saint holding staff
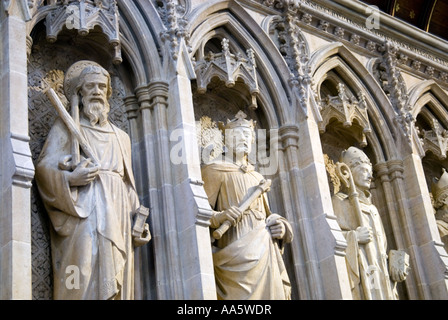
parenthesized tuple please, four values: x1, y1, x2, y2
(35, 60, 150, 300)
(332, 146, 409, 300)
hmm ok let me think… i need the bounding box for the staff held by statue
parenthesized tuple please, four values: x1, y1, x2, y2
(336, 160, 383, 300)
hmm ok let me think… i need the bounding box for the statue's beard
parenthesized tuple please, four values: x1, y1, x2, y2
(82, 97, 109, 127)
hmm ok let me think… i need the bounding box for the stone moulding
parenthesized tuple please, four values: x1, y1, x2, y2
(258, 0, 448, 89)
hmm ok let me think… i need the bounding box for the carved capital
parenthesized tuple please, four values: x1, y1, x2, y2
(123, 95, 139, 120)
(279, 124, 299, 150)
(387, 159, 404, 181)
(136, 81, 170, 111)
(373, 161, 389, 181)
(135, 85, 151, 110)
(373, 160, 404, 183)
(148, 81, 169, 109)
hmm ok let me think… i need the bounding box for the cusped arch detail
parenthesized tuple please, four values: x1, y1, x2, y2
(27, 2, 164, 91)
(309, 42, 397, 163)
(408, 80, 448, 120)
(187, 1, 296, 129)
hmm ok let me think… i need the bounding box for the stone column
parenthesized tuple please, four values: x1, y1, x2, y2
(135, 72, 216, 299)
(165, 41, 216, 300)
(400, 154, 448, 299)
(291, 113, 353, 300)
(123, 94, 151, 300)
(0, 0, 33, 299)
(135, 82, 184, 299)
(374, 157, 448, 299)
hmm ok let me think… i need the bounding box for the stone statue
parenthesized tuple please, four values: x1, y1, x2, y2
(35, 60, 151, 300)
(201, 111, 293, 300)
(332, 146, 409, 300)
(431, 168, 448, 252)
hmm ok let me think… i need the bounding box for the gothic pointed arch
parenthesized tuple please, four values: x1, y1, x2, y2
(187, 0, 294, 129)
(408, 80, 448, 191)
(186, 0, 312, 300)
(26, 0, 165, 300)
(309, 43, 414, 294)
(309, 42, 395, 165)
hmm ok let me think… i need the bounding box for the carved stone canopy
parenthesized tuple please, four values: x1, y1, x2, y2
(318, 83, 371, 147)
(421, 117, 448, 161)
(45, 0, 122, 64)
(195, 38, 260, 110)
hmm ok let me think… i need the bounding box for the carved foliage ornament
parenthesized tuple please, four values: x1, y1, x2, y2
(157, 0, 191, 61)
(196, 116, 223, 165)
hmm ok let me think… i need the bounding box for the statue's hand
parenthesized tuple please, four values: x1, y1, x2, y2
(390, 265, 408, 282)
(211, 206, 242, 228)
(356, 226, 373, 244)
(267, 219, 286, 239)
(133, 223, 151, 247)
(66, 158, 100, 187)
(389, 250, 410, 283)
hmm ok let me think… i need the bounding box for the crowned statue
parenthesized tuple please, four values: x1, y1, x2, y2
(201, 110, 293, 300)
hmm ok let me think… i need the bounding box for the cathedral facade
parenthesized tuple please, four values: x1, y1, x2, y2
(1, 0, 448, 300)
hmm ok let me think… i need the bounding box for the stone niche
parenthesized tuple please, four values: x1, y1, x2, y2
(28, 23, 131, 300)
(192, 35, 268, 168)
(192, 33, 299, 299)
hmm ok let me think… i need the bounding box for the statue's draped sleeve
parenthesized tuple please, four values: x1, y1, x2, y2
(35, 118, 91, 236)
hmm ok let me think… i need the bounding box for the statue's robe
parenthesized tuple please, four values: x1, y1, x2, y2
(202, 161, 293, 300)
(36, 117, 140, 300)
(332, 191, 398, 300)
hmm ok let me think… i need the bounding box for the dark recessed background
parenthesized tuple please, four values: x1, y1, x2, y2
(359, 0, 448, 41)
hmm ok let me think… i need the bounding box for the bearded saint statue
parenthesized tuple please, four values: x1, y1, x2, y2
(35, 61, 151, 300)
